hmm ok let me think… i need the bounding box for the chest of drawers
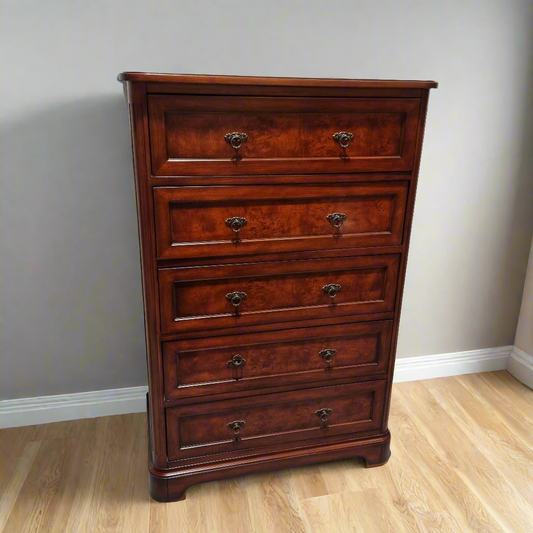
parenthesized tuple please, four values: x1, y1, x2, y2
(119, 72, 437, 501)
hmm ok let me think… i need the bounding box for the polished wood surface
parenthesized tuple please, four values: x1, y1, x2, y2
(148, 96, 419, 175)
(145, 84, 427, 99)
(158, 254, 400, 334)
(154, 182, 409, 260)
(166, 380, 386, 462)
(163, 320, 393, 400)
(118, 71, 439, 89)
(127, 83, 167, 469)
(1, 372, 531, 532)
(121, 73, 435, 500)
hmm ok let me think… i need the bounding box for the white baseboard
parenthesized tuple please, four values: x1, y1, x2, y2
(507, 346, 533, 390)
(0, 386, 148, 429)
(0, 345, 515, 429)
(393, 345, 512, 382)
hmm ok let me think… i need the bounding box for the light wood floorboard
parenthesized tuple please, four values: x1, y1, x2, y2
(0, 370, 531, 533)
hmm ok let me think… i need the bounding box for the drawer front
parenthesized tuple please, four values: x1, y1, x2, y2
(148, 96, 420, 176)
(163, 320, 393, 400)
(159, 254, 400, 334)
(154, 182, 408, 260)
(166, 380, 387, 461)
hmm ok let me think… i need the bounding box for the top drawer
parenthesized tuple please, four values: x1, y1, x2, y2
(148, 96, 420, 176)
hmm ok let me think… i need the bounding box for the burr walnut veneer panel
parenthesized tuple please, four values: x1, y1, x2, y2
(158, 254, 400, 334)
(154, 182, 409, 260)
(166, 380, 387, 462)
(148, 96, 420, 176)
(163, 320, 393, 400)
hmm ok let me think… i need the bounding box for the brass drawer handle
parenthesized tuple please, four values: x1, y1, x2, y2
(226, 216, 247, 234)
(327, 213, 347, 229)
(315, 408, 333, 424)
(319, 348, 337, 364)
(225, 132, 248, 150)
(227, 420, 245, 436)
(227, 354, 247, 368)
(322, 284, 341, 300)
(333, 131, 354, 148)
(226, 291, 247, 308)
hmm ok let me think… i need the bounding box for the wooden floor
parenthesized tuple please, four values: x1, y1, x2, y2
(1, 370, 532, 533)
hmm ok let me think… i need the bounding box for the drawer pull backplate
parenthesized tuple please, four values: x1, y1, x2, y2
(322, 284, 342, 300)
(225, 132, 248, 150)
(333, 131, 354, 148)
(319, 348, 337, 364)
(327, 213, 347, 229)
(225, 216, 247, 234)
(226, 291, 247, 308)
(227, 420, 246, 437)
(227, 354, 247, 368)
(315, 408, 333, 424)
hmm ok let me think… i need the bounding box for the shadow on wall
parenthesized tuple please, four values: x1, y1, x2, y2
(0, 95, 148, 400)
(491, 49, 533, 336)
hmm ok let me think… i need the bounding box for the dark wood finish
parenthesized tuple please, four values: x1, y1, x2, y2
(163, 320, 393, 400)
(150, 431, 391, 501)
(160, 312, 396, 344)
(146, 82, 424, 99)
(149, 96, 420, 175)
(157, 245, 405, 271)
(118, 71, 438, 89)
(166, 380, 386, 461)
(158, 254, 400, 334)
(126, 85, 167, 470)
(146, 171, 413, 187)
(154, 182, 408, 260)
(120, 72, 435, 502)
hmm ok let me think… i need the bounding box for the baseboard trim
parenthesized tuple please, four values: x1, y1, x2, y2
(0, 345, 515, 429)
(507, 346, 533, 390)
(0, 386, 148, 429)
(393, 345, 512, 383)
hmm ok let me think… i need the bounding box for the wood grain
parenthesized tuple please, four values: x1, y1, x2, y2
(1, 371, 531, 533)
(118, 71, 438, 89)
(128, 88, 168, 470)
(394, 379, 533, 533)
(148, 95, 420, 175)
(158, 254, 400, 335)
(165, 381, 386, 462)
(162, 320, 393, 401)
(153, 182, 409, 260)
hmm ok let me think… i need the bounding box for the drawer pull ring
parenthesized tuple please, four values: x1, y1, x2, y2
(327, 213, 347, 229)
(319, 348, 337, 364)
(322, 284, 342, 300)
(227, 354, 247, 368)
(315, 408, 333, 424)
(225, 216, 247, 234)
(227, 420, 246, 436)
(225, 132, 248, 150)
(226, 291, 247, 308)
(333, 131, 354, 149)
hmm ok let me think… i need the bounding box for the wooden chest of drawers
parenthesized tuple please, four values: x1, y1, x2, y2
(119, 72, 437, 502)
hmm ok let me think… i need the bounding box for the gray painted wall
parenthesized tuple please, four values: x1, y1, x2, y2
(1, 0, 533, 400)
